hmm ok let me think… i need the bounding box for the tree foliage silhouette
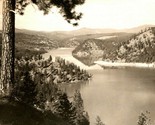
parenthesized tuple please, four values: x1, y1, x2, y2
(0, 0, 85, 96)
(95, 116, 105, 125)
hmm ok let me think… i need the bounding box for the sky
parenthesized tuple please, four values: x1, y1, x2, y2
(0, 0, 155, 31)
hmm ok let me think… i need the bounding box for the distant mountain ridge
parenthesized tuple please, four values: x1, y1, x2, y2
(15, 24, 155, 36)
(13, 25, 155, 48)
(1, 24, 154, 58)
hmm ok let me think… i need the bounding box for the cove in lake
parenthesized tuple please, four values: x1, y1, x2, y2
(43, 48, 155, 125)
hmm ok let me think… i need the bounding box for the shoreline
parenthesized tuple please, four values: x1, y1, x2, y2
(43, 48, 155, 69)
(94, 61, 155, 68)
(43, 48, 103, 70)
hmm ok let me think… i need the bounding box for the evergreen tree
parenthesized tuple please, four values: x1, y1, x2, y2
(48, 55, 52, 62)
(12, 70, 37, 105)
(35, 83, 47, 109)
(0, 0, 15, 95)
(72, 91, 89, 125)
(53, 92, 73, 122)
(0, 0, 85, 96)
(137, 112, 151, 125)
(95, 116, 105, 125)
(35, 74, 50, 109)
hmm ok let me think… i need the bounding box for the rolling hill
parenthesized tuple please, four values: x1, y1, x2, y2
(115, 27, 155, 63)
(72, 33, 134, 65)
(72, 26, 155, 65)
(14, 25, 155, 48)
(0, 25, 154, 59)
(0, 31, 60, 58)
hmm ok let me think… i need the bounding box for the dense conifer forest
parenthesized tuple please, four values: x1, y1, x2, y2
(0, 48, 91, 125)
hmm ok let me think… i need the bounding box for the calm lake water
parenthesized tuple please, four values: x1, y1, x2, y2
(43, 48, 155, 125)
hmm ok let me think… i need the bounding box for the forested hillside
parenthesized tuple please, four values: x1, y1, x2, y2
(72, 33, 134, 65)
(115, 27, 155, 63)
(73, 27, 155, 65)
(0, 32, 59, 58)
(0, 53, 91, 125)
(0, 29, 91, 125)
(63, 33, 117, 47)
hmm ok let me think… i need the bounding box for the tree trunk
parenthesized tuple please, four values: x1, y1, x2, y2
(0, 0, 15, 96)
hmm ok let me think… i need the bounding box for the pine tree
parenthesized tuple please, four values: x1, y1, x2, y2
(95, 116, 105, 125)
(137, 112, 151, 125)
(53, 92, 73, 122)
(12, 70, 37, 105)
(48, 55, 52, 62)
(0, 0, 85, 96)
(72, 91, 89, 125)
(0, 0, 15, 96)
(34, 72, 51, 109)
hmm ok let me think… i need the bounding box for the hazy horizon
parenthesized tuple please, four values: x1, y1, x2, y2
(0, 0, 155, 31)
(13, 24, 154, 32)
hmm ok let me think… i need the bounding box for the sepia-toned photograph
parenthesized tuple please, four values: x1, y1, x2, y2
(0, 0, 155, 125)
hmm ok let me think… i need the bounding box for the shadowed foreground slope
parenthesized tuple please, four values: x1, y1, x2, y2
(0, 97, 69, 125)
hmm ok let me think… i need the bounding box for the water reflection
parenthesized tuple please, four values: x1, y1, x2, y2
(43, 48, 155, 125)
(58, 81, 90, 97)
(59, 68, 155, 125)
(87, 69, 155, 125)
(73, 56, 100, 66)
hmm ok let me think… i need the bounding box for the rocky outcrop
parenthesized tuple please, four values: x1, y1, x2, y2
(72, 39, 104, 65)
(73, 27, 155, 65)
(72, 33, 133, 65)
(115, 27, 155, 63)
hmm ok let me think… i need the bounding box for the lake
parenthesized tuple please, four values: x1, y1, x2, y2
(43, 48, 155, 125)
